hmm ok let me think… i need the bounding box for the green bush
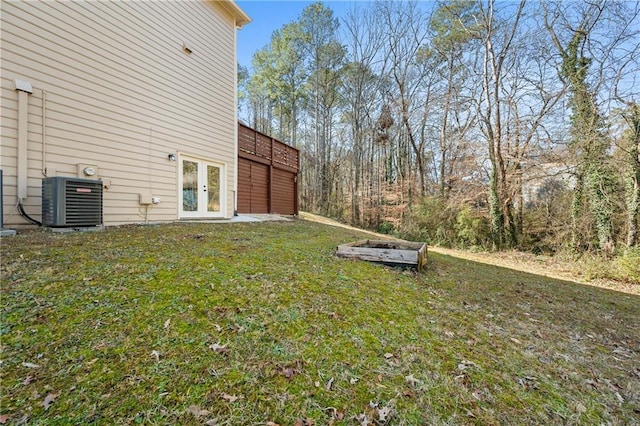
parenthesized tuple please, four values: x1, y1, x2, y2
(581, 248, 640, 284)
(455, 207, 490, 249)
(400, 197, 458, 246)
(377, 221, 395, 234)
(615, 248, 640, 284)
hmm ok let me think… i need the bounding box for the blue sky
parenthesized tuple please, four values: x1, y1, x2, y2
(236, 1, 355, 70)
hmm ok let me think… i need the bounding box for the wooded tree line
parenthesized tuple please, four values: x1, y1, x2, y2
(238, 0, 640, 255)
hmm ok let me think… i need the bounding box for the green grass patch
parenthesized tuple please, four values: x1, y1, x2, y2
(1, 220, 639, 425)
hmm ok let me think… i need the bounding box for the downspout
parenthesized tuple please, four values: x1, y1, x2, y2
(42, 90, 47, 176)
(233, 17, 239, 216)
(15, 79, 41, 225)
(15, 79, 33, 201)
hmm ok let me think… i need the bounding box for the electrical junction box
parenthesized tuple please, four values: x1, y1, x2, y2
(139, 193, 152, 205)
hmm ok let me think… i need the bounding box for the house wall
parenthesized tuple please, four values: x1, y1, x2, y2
(1, 1, 240, 226)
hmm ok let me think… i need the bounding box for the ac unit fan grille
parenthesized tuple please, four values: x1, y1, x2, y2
(65, 181, 103, 225)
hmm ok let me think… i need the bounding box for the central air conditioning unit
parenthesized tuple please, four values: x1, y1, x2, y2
(42, 177, 103, 227)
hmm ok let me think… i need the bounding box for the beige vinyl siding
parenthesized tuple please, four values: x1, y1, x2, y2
(1, 1, 240, 226)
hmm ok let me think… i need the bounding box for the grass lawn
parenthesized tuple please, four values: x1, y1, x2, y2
(1, 219, 639, 425)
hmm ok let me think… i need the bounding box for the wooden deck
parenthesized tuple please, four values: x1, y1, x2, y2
(237, 123, 300, 215)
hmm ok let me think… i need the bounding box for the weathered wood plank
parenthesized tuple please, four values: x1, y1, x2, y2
(336, 240, 428, 271)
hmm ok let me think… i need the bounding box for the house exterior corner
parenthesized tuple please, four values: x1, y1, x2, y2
(0, 0, 250, 227)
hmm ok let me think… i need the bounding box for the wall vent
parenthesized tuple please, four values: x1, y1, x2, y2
(42, 177, 103, 227)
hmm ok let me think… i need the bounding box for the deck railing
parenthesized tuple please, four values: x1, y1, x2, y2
(238, 123, 299, 171)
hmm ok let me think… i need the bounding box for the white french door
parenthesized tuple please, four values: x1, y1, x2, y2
(179, 156, 225, 218)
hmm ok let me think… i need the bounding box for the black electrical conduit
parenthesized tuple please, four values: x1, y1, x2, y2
(17, 200, 42, 226)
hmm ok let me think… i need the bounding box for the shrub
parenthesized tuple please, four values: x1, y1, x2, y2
(580, 248, 640, 284)
(378, 221, 395, 234)
(614, 248, 640, 284)
(455, 207, 490, 249)
(400, 196, 458, 246)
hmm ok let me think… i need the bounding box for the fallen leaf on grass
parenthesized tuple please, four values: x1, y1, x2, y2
(471, 389, 487, 401)
(464, 408, 477, 418)
(457, 360, 478, 371)
(43, 392, 58, 410)
(402, 389, 416, 398)
(510, 337, 522, 344)
(517, 376, 538, 390)
(187, 405, 211, 417)
(221, 393, 240, 403)
(326, 407, 345, 420)
(573, 402, 587, 414)
(21, 362, 39, 369)
(209, 343, 229, 354)
(356, 413, 370, 426)
(266, 422, 280, 426)
(282, 367, 296, 379)
(405, 374, 421, 386)
(325, 377, 334, 391)
(377, 406, 393, 422)
(383, 353, 400, 366)
(0, 414, 9, 424)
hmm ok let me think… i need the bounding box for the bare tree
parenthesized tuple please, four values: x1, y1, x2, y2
(377, 1, 433, 197)
(342, 4, 387, 225)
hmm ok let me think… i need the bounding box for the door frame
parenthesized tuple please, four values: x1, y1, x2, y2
(178, 154, 227, 219)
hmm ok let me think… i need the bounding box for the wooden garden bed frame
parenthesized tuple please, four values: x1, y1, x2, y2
(336, 240, 428, 271)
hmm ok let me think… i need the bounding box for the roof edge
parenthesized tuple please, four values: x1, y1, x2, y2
(216, 0, 251, 28)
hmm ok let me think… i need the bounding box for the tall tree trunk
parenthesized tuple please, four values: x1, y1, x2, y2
(439, 56, 454, 198)
(624, 105, 640, 247)
(571, 169, 585, 250)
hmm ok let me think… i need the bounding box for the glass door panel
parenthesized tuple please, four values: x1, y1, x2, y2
(180, 156, 224, 218)
(207, 164, 221, 212)
(182, 160, 198, 212)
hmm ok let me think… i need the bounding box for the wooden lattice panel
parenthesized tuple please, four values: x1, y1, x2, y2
(255, 134, 272, 158)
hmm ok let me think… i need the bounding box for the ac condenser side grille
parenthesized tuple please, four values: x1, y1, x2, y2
(42, 177, 103, 227)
